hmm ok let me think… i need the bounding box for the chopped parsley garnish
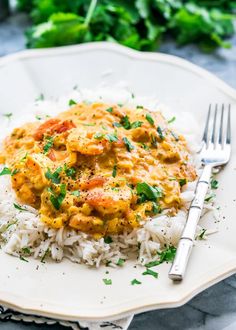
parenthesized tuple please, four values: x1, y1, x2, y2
(136, 182, 162, 203)
(142, 268, 158, 278)
(64, 164, 76, 179)
(112, 165, 117, 178)
(41, 248, 50, 263)
(105, 132, 118, 143)
(103, 278, 112, 285)
(152, 201, 161, 215)
(94, 132, 104, 140)
(101, 125, 108, 131)
(20, 256, 29, 262)
(104, 236, 113, 244)
(120, 115, 131, 129)
(106, 107, 113, 113)
(45, 167, 62, 184)
(0, 167, 11, 176)
(131, 121, 143, 129)
(122, 137, 134, 152)
(49, 184, 66, 210)
(211, 179, 219, 189)
(150, 135, 157, 147)
(43, 136, 54, 154)
(68, 99, 77, 106)
(145, 246, 176, 268)
(119, 115, 142, 130)
(22, 247, 31, 255)
(20, 152, 28, 163)
(13, 203, 28, 212)
(205, 193, 216, 202)
(6, 221, 17, 230)
(168, 116, 176, 124)
(131, 279, 142, 285)
(117, 258, 125, 266)
(35, 115, 42, 120)
(136, 105, 143, 109)
(157, 126, 164, 140)
(179, 178, 187, 187)
(170, 131, 179, 141)
(2, 112, 13, 119)
(71, 190, 80, 197)
(35, 93, 44, 102)
(113, 122, 122, 128)
(146, 114, 154, 125)
(199, 228, 207, 240)
(140, 143, 149, 150)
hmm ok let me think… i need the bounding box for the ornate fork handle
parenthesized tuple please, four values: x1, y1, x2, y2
(168, 164, 212, 281)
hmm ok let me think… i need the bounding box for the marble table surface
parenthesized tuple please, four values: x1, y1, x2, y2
(0, 13, 236, 330)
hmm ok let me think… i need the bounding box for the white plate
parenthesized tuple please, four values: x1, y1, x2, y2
(0, 42, 236, 322)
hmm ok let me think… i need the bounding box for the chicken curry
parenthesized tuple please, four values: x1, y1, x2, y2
(0, 102, 196, 238)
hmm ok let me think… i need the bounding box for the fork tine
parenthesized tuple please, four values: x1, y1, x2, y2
(226, 104, 231, 144)
(202, 104, 211, 144)
(219, 104, 224, 145)
(211, 104, 218, 144)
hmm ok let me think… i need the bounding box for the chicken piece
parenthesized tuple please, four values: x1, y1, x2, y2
(69, 213, 104, 232)
(67, 127, 111, 155)
(84, 185, 133, 216)
(34, 118, 76, 140)
(12, 153, 52, 206)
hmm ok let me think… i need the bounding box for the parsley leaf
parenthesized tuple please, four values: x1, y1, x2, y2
(146, 114, 154, 125)
(104, 236, 113, 244)
(122, 137, 134, 152)
(130, 121, 143, 129)
(68, 99, 77, 106)
(157, 126, 164, 140)
(211, 179, 218, 189)
(103, 278, 112, 285)
(64, 164, 76, 179)
(117, 258, 125, 266)
(120, 115, 131, 129)
(106, 107, 113, 113)
(71, 190, 80, 197)
(22, 247, 31, 255)
(145, 246, 176, 268)
(0, 167, 11, 176)
(105, 132, 118, 143)
(136, 182, 162, 202)
(49, 184, 67, 210)
(2, 113, 13, 119)
(205, 193, 216, 202)
(179, 178, 187, 187)
(199, 228, 207, 240)
(112, 165, 117, 178)
(142, 268, 158, 278)
(13, 203, 28, 212)
(113, 122, 122, 128)
(94, 132, 104, 140)
(131, 279, 142, 285)
(168, 116, 176, 124)
(43, 136, 54, 154)
(45, 167, 62, 184)
(120, 116, 142, 130)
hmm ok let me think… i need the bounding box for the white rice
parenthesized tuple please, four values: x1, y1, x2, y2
(0, 87, 212, 267)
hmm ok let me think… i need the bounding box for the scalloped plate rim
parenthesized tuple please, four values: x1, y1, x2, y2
(0, 41, 236, 322)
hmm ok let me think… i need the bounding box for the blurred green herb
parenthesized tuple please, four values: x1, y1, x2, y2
(17, 0, 236, 51)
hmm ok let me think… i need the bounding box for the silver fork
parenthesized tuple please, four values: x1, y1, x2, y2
(168, 104, 231, 281)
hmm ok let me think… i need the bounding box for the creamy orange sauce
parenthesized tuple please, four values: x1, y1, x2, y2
(0, 102, 196, 237)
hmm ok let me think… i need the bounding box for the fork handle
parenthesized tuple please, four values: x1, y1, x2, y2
(168, 164, 212, 281)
